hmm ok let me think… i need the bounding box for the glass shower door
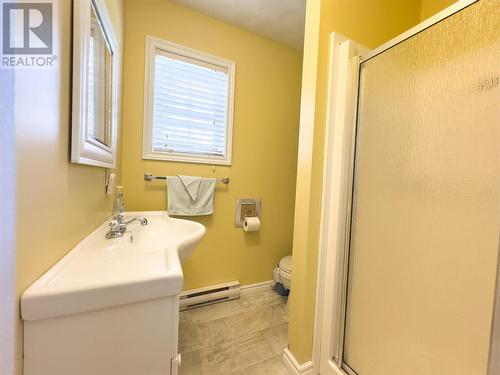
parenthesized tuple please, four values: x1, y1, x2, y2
(342, 1, 500, 374)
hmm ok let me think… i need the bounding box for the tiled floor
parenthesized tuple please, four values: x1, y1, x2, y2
(178, 287, 289, 375)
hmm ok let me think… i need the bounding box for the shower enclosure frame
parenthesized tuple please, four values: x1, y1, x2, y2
(311, 1, 495, 374)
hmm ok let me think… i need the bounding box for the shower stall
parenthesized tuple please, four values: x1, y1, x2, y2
(315, 1, 500, 374)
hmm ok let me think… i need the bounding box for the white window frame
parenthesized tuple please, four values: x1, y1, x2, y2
(143, 35, 235, 165)
(72, 0, 120, 168)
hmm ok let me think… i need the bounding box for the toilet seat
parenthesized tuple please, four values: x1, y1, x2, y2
(279, 256, 292, 273)
(278, 256, 292, 290)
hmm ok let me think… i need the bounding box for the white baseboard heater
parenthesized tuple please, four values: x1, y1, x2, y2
(179, 281, 240, 311)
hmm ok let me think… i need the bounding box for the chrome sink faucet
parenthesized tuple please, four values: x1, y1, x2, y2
(105, 217, 148, 239)
(105, 186, 148, 239)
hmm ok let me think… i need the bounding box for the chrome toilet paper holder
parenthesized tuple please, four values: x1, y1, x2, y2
(235, 199, 261, 227)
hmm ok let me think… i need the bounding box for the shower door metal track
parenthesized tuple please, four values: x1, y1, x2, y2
(361, 0, 477, 63)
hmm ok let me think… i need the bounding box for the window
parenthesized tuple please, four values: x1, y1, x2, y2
(143, 36, 235, 165)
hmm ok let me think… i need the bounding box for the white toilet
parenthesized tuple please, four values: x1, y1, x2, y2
(276, 255, 292, 290)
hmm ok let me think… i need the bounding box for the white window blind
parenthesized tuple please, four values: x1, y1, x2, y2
(87, 35, 96, 139)
(144, 37, 234, 165)
(142, 37, 236, 166)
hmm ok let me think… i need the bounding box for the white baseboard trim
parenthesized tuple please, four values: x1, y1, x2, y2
(240, 280, 274, 296)
(282, 348, 314, 375)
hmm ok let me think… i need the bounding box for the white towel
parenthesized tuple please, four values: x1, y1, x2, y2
(166, 175, 216, 216)
(177, 175, 202, 201)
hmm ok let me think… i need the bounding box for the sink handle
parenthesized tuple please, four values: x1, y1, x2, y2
(109, 220, 120, 231)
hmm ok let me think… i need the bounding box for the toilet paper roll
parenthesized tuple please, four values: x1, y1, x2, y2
(243, 217, 260, 232)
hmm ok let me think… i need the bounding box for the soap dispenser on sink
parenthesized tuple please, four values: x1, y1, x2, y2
(106, 186, 148, 239)
(112, 186, 125, 222)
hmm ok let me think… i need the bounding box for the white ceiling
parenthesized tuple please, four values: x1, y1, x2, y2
(169, 0, 306, 50)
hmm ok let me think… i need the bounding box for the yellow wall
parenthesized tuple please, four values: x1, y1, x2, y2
(288, 0, 422, 364)
(14, 1, 125, 373)
(421, 0, 458, 20)
(120, 0, 303, 290)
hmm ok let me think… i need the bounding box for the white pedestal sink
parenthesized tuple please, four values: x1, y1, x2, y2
(21, 211, 205, 375)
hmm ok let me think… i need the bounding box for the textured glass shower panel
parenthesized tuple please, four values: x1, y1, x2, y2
(343, 1, 500, 374)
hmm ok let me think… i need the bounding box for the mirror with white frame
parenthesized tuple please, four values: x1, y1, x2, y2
(72, 0, 119, 168)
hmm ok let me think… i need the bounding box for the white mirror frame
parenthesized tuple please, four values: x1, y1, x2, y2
(71, 0, 119, 168)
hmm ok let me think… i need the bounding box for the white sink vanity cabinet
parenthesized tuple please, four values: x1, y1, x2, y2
(21, 212, 205, 375)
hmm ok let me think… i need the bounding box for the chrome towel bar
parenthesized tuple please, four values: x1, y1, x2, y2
(144, 173, 230, 185)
